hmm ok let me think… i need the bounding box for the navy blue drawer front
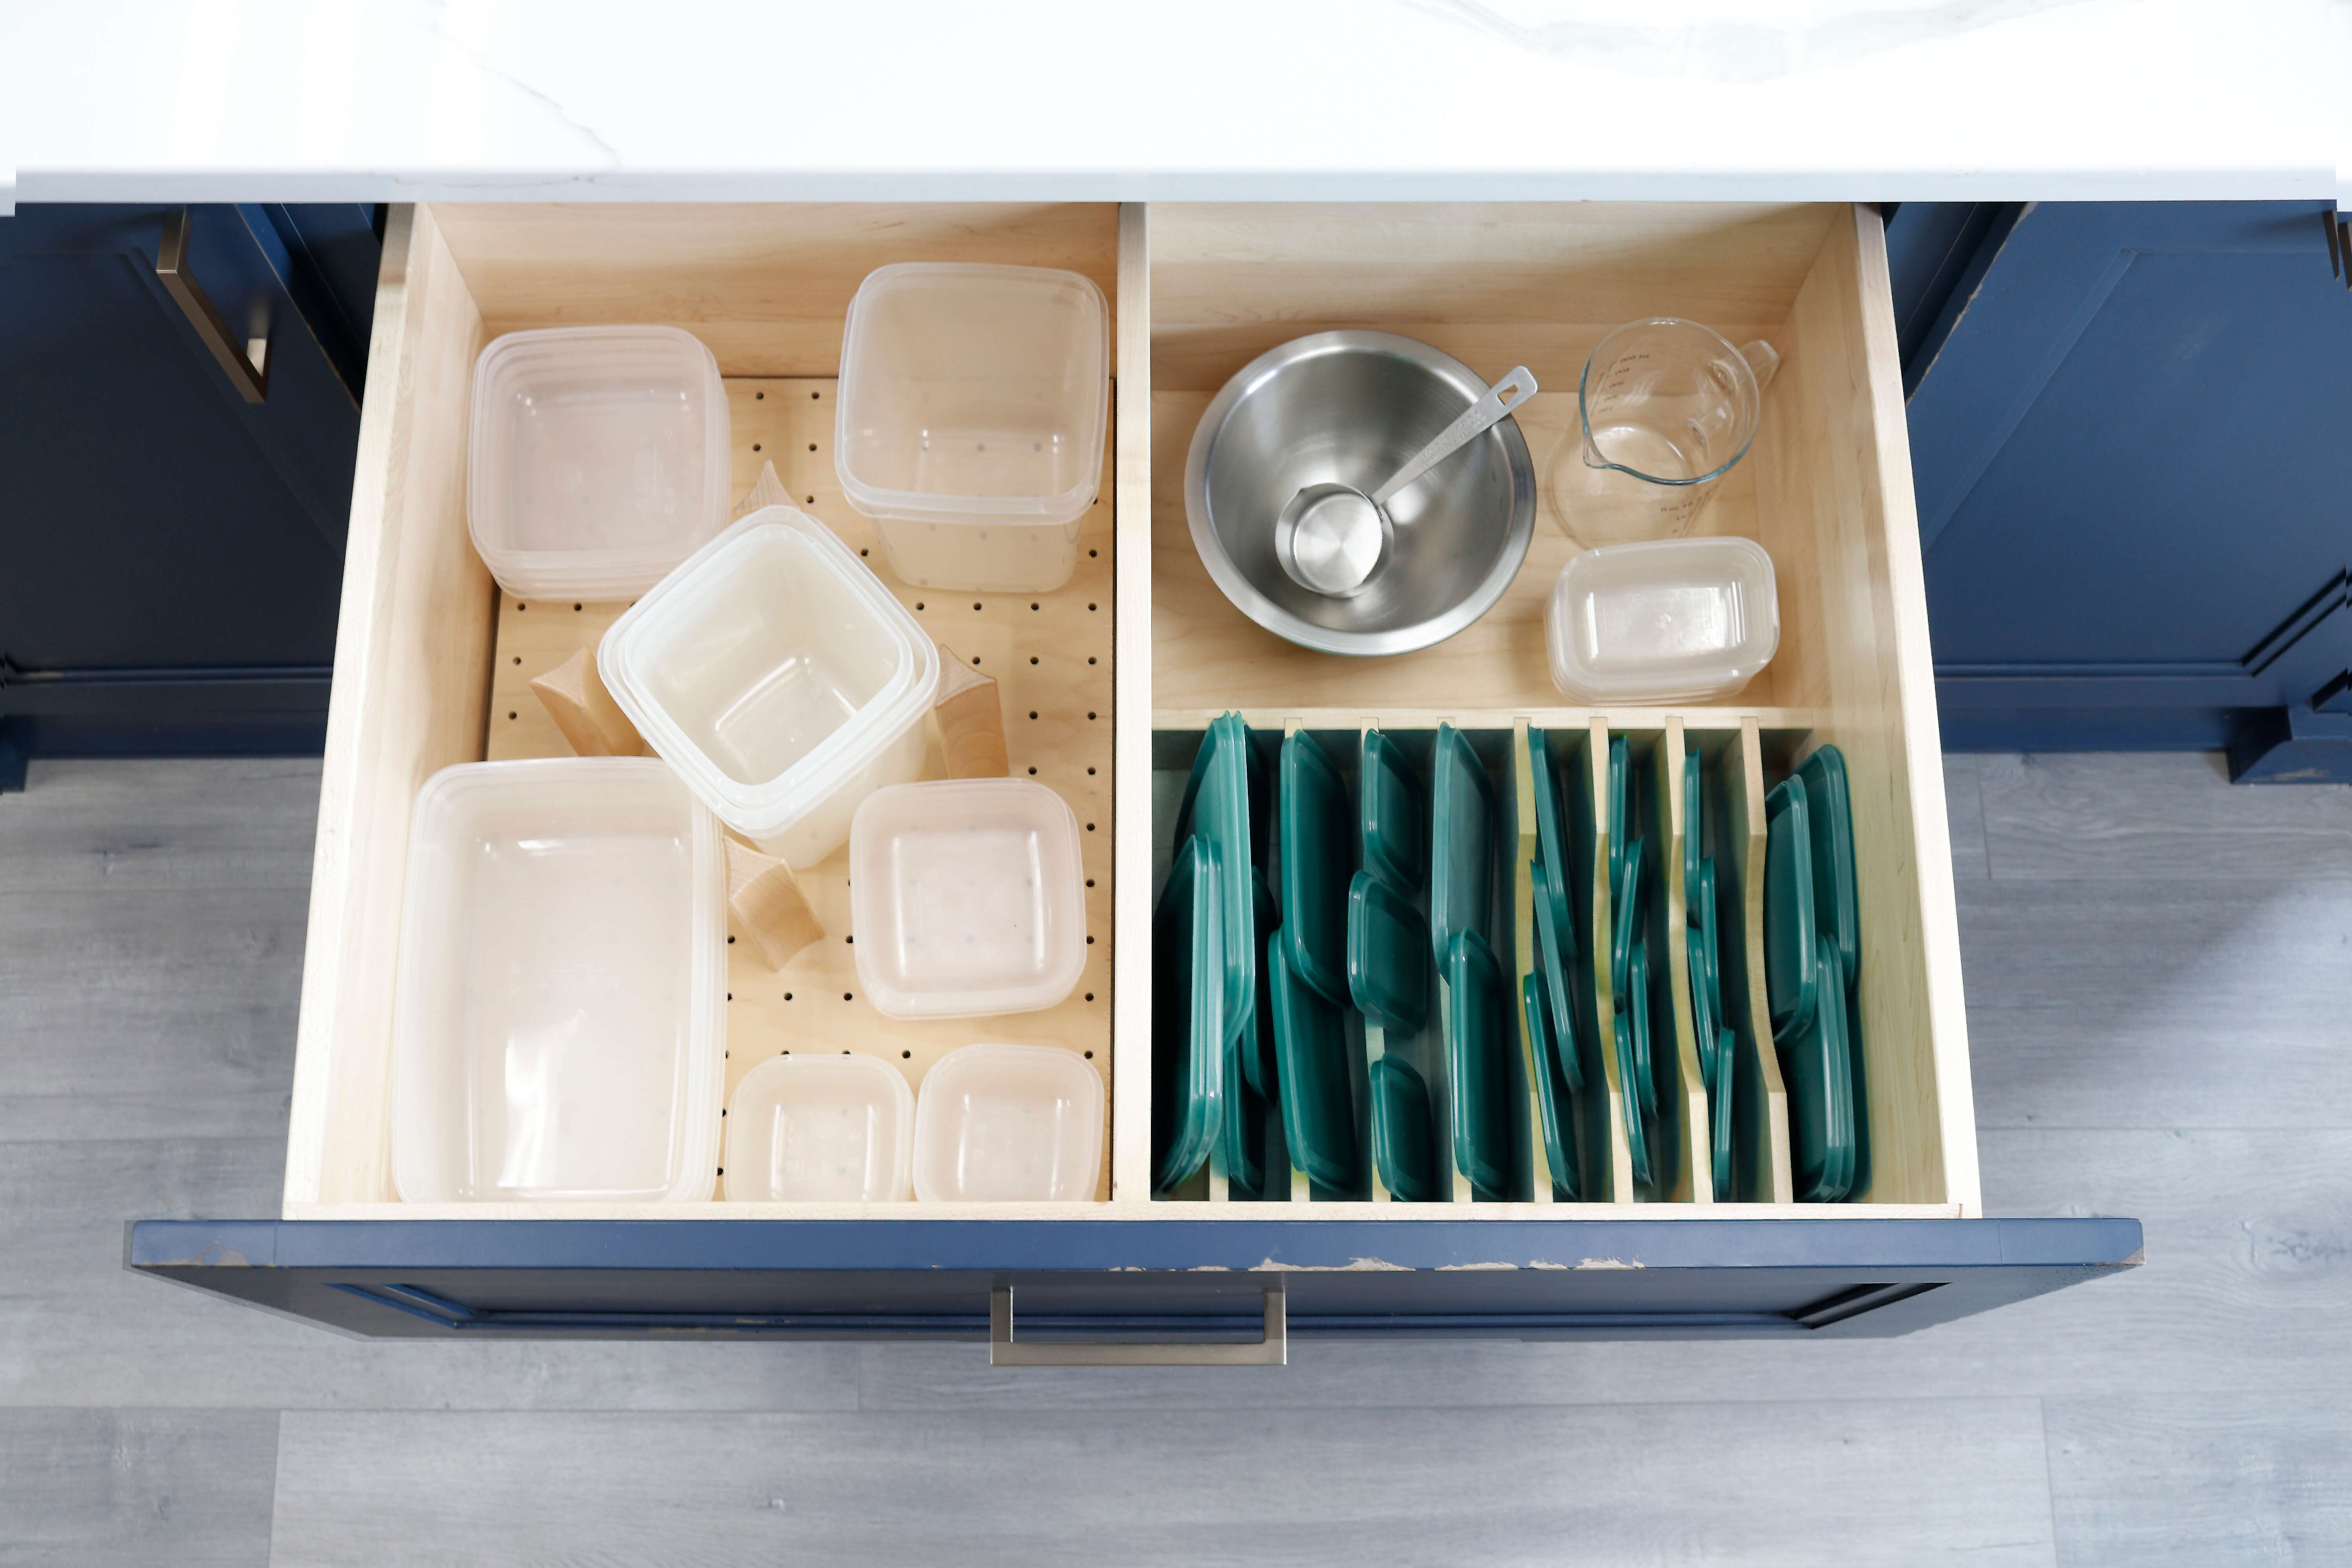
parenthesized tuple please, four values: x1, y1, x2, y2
(131, 1217, 2140, 1343)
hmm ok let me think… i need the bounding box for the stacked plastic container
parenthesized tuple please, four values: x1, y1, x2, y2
(836, 263, 1109, 593)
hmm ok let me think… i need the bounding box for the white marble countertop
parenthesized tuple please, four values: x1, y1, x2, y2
(3, 0, 2347, 207)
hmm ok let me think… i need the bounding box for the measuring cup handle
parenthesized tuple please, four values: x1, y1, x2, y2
(1370, 365, 1539, 510)
(1739, 339, 1780, 394)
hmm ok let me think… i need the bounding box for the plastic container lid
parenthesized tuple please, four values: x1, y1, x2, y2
(1544, 537, 1780, 703)
(1443, 929, 1516, 1200)
(1521, 961, 1580, 1201)
(1763, 776, 1819, 1040)
(1240, 871, 1281, 1102)
(389, 758, 725, 1203)
(1152, 835, 1225, 1193)
(1269, 936, 1360, 1192)
(1428, 724, 1495, 967)
(1530, 858, 1583, 1093)
(1346, 869, 1430, 1034)
(835, 263, 1108, 530)
(1358, 730, 1426, 896)
(723, 1054, 913, 1202)
(849, 779, 1087, 1020)
(1278, 731, 1353, 1007)
(911, 1043, 1105, 1202)
(1171, 715, 1254, 1051)
(599, 506, 940, 861)
(466, 326, 731, 600)
(1528, 727, 1576, 961)
(1370, 1056, 1440, 1204)
(1797, 746, 1860, 988)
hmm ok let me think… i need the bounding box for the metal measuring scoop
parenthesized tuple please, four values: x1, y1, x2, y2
(1273, 365, 1537, 598)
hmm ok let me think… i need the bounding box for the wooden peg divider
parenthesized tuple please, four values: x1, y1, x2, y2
(529, 647, 646, 758)
(725, 837, 826, 971)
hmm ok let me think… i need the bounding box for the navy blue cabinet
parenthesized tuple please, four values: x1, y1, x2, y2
(1892, 201, 2352, 778)
(0, 204, 379, 784)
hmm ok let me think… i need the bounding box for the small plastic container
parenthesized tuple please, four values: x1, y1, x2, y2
(466, 326, 731, 600)
(835, 263, 1109, 593)
(599, 506, 940, 868)
(848, 779, 1087, 1020)
(1544, 537, 1780, 704)
(389, 758, 726, 1204)
(722, 1054, 914, 1202)
(911, 1043, 1105, 1202)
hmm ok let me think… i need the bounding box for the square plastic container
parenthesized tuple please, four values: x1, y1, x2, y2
(599, 506, 940, 868)
(835, 263, 1109, 593)
(848, 779, 1087, 1020)
(389, 758, 726, 1203)
(911, 1043, 1105, 1202)
(466, 326, 731, 600)
(722, 1054, 914, 1202)
(1544, 537, 1780, 703)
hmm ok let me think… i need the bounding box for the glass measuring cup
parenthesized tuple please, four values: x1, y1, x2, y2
(1552, 319, 1780, 547)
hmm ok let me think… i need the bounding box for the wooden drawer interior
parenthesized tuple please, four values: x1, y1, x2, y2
(1138, 203, 1978, 1216)
(283, 199, 1976, 1222)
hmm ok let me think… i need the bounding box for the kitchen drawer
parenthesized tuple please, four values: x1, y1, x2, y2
(132, 201, 2139, 1349)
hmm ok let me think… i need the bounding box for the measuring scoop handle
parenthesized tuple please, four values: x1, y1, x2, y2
(1370, 365, 1538, 509)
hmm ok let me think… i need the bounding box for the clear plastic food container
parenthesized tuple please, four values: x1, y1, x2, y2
(466, 326, 731, 600)
(1544, 536, 1780, 703)
(911, 1043, 1105, 1202)
(598, 506, 941, 868)
(835, 263, 1108, 593)
(723, 1054, 914, 1202)
(848, 779, 1087, 1020)
(389, 758, 726, 1203)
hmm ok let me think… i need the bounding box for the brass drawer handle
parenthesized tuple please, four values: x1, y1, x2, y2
(989, 1283, 1287, 1367)
(156, 209, 269, 403)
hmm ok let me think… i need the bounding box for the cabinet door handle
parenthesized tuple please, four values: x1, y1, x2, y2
(988, 1283, 1287, 1366)
(156, 209, 269, 403)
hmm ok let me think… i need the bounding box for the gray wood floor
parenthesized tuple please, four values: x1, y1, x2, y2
(2, 751, 2346, 1566)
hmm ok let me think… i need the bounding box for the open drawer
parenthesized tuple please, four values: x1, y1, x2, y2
(132, 200, 2139, 1350)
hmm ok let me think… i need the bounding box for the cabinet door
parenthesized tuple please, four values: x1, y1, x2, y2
(1903, 201, 2352, 753)
(0, 204, 370, 762)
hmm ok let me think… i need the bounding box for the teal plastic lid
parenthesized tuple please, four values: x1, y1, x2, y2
(1689, 924, 1718, 1088)
(1611, 834, 1644, 1003)
(1151, 835, 1225, 1193)
(1784, 927, 1853, 1202)
(1279, 732, 1353, 1007)
(1711, 1024, 1736, 1198)
(1530, 862, 1583, 1092)
(1220, 1015, 1267, 1198)
(1176, 715, 1256, 1053)
(1820, 929, 1855, 1201)
(1269, 935, 1361, 1192)
(1346, 870, 1430, 1033)
(1606, 734, 1630, 889)
(1528, 728, 1576, 960)
(1429, 724, 1495, 967)
(1628, 935, 1657, 1120)
(1797, 746, 1859, 989)
(1521, 964, 1580, 1201)
(1241, 871, 1279, 1100)
(1370, 1056, 1439, 1203)
(1614, 1008, 1652, 1189)
(1681, 750, 1704, 909)
(1443, 928, 1515, 1200)
(1358, 729, 1425, 896)
(1764, 777, 1818, 1041)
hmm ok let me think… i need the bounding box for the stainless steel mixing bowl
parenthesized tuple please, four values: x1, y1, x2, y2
(1184, 330, 1537, 657)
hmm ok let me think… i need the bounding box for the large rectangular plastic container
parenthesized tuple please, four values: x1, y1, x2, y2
(598, 506, 940, 867)
(1544, 537, 1780, 704)
(466, 325, 731, 600)
(835, 263, 1109, 593)
(388, 758, 726, 1203)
